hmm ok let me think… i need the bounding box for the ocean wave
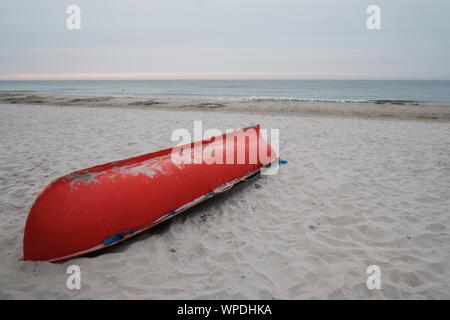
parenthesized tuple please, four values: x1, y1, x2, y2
(241, 96, 421, 104)
(243, 96, 369, 103)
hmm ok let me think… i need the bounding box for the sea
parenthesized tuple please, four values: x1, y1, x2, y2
(1, 80, 449, 104)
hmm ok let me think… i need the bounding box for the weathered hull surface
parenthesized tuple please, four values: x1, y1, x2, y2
(23, 125, 276, 262)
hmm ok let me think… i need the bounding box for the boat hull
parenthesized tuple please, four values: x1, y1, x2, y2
(23, 125, 276, 261)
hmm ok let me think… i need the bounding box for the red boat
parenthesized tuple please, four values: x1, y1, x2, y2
(23, 124, 276, 262)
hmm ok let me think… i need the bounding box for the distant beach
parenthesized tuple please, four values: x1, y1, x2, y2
(1, 91, 450, 121)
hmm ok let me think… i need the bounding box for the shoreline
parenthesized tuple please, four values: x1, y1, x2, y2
(1, 91, 450, 121)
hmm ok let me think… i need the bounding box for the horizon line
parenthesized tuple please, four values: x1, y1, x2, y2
(0, 72, 448, 81)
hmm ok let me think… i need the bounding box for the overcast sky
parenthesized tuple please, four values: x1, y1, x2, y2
(1, 0, 449, 80)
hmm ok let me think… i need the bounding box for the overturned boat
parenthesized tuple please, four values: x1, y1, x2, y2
(23, 124, 277, 262)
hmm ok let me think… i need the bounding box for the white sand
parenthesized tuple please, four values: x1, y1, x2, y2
(0, 101, 449, 299)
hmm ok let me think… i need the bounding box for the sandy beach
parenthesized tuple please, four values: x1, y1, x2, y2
(0, 95, 449, 299)
(2, 92, 450, 121)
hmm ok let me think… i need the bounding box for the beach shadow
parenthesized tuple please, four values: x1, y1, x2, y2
(84, 174, 260, 259)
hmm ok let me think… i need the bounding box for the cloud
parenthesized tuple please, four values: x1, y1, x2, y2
(1, 0, 449, 79)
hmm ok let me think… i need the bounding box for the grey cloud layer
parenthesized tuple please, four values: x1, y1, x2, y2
(1, 0, 449, 79)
